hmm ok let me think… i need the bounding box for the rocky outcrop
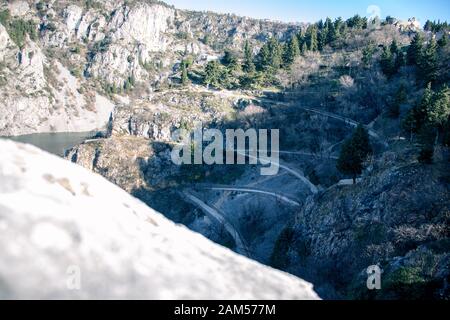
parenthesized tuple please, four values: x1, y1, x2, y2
(0, 139, 319, 299)
(0, 21, 115, 136)
(0, 0, 299, 135)
(394, 18, 421, 32)
(278, 151, 450, 299)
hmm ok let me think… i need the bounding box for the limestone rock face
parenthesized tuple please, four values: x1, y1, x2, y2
(0, 0, 300, 135)
(0, 139, 319, 300)
(281, 153, 450, 299)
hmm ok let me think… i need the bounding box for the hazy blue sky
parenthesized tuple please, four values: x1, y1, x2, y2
(164, 0, 450, 25)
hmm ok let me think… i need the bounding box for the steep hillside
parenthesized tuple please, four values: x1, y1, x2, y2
(0, 0, 299, 135)
(279, 148, 450, 299)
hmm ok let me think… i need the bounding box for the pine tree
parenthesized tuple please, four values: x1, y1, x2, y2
(221, 49, 239, 72)
(403, 84, 434, 134)
(257, 41, 271, 71)
(362, 43, 376, 67)
(337, 125, 372, 184)
(390, 39, 400, 56)
(380, 45, 395, 77)
(257, 37, 282, 76)
(389, 39, 405, 71)
(318, 25, 329, 51)
(306, 26, 318, 52)
(346, 15, 366, 29)
(204, 60, 221, 88)
(327, 23, 339, 45)
(317, 30, 325, 51)
(424, 20, 433, 31)
(282, 36, 300, 67)
(296, 31, 305, 50)
(268, 37, 283, 69)
(323, 17, 335, 44)
(407, 33, 424, 65)
(438, 34, 448, 47)
(427, 85, 450, 128)
(242, 40, 255, 73)
(352, 125, 373, 159)
(418, 38, 438, 84)
(334, 17, 344, 36)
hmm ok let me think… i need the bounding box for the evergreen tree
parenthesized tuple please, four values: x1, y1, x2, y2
(269, 37, 283, 69)
(424, 20, 433, 31)
(256, 37, 282, 79)
(327, 23, 339, 45)
(323, 17, 336, 44)
(402, 84, 449, 162)
(337, 125, 372, 184)
(242, 40, 255, 73)
(427, 85, 450, 128)
(389, 39, 405, 71)
(221, 49, 239, 72)
(306, 26, 318, 52)
(352, 124, 373, 159)
(204, 60, 221, 88)
(407, 33, 424, 65)
(318, 24, 329, 51)
(296, 31, 305, 50)
(257, 41, 271, 71)
(346, 15, 366, 29)
(418, 38, 438, 84)
(282, 35, 300, 67)
(334, 17, 344, 35)
(384, 16, 396, 25)
(437, 34, 448, 47)
(390, 39, 400, 56)
(403, 84, 434, 135)
(380, 45, 395, 77)
(316, 19, 324, 30)
(257, 38, 281, 69)
(362, 43, 376, 67)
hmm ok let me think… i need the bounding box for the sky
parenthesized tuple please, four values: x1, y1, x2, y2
(164, 0, 450, 25)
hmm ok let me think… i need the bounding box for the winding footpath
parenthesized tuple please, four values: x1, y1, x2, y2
(235, 150, 319, 195)
(195, 184, 301, 207)
(181, 191, 250, 256)
(274, 150, 338, 160)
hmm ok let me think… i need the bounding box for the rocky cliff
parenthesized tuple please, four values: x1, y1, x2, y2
(0, 0, 299, 136)
(279, 149, 450, 299)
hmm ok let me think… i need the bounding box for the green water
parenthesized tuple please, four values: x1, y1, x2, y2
(1, 131, 96, 157)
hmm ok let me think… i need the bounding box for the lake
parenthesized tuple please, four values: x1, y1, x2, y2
(1, 131, 97, 157)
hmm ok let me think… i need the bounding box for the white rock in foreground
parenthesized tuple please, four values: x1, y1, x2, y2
(0, 140, 319, 300)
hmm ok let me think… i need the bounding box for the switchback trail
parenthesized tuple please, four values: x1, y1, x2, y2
(180, 191, 250, 256)
(195, 184, 301, 207)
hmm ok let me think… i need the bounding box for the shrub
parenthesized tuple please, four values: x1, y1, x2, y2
(0, 9, 10, 26)
(382, 267, 435, 300)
